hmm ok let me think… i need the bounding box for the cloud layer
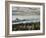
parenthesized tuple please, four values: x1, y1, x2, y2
(12, 7, 40, 16)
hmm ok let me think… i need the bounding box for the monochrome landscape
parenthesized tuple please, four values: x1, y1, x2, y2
(12, 7, 40, 31)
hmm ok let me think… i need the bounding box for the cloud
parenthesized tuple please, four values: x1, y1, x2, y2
(12, 7, 40, 16)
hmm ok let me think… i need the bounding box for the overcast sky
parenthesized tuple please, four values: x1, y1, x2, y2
(12, 7, 40, 16)
(12, 7, 40, 21)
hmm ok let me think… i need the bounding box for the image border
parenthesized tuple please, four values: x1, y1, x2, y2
(9, 4, 43, 34)
(5, 1, 45, 37)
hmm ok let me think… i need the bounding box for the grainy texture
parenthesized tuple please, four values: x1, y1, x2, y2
(5, 1, 45, 37)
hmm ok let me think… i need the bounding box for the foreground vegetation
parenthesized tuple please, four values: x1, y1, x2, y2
(12, 22, 40, 31)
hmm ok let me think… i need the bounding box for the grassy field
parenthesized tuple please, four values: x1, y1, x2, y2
(12, 22, 40, 31)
